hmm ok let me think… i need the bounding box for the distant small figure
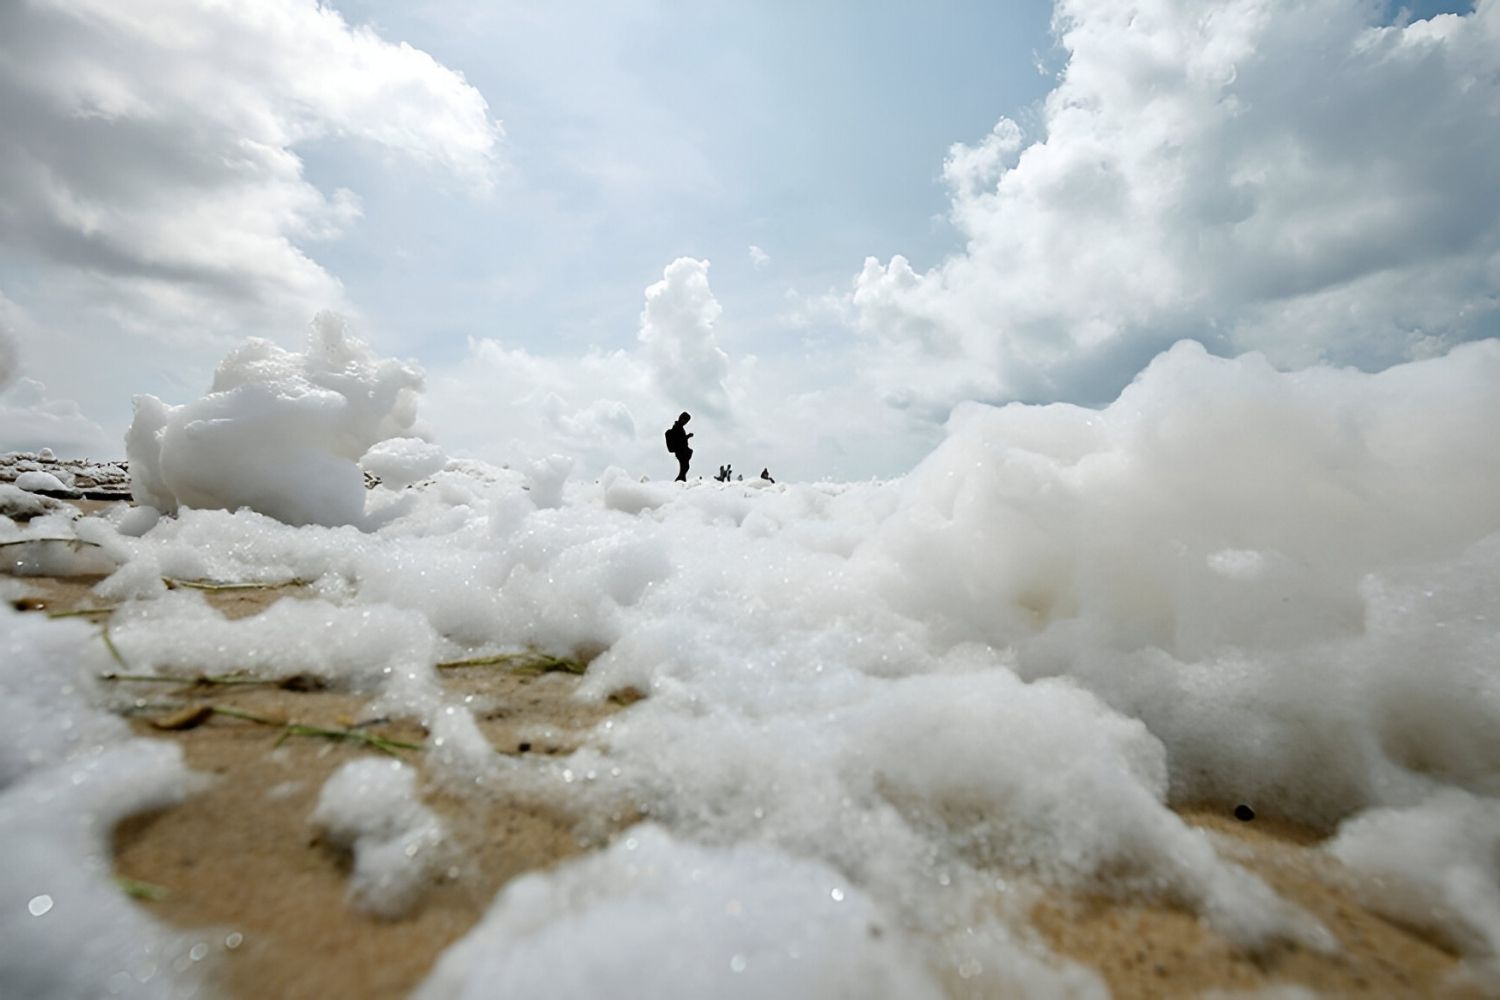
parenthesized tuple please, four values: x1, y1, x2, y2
(760, 468, 774, 483)
(716, 464, 733, 483)
(665, 412, 693, 482)
(736, 474, 742, 481)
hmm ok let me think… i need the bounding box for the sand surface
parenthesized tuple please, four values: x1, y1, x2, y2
(3, 501, 1487, 999)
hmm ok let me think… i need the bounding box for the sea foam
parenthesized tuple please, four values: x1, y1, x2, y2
(5, 334, 1497, 995)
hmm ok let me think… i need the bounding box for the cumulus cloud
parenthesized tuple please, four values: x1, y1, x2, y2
(636, 258, 733, 418)
(749, 245, 771, 270)
(424, 259, 934, 481)
(0, 0, 502, 340)
(0, 291, 112, 457)
(0, 377, 113, 458)
(847, 0, 1500, 412)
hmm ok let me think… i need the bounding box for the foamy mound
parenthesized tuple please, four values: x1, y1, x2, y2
(416, 825, 963, 1000)
(1329, 790, 1500, 988)
(360, 437, 448, 490)
(0, 610, 206, 998)
(861, 339, 1500, 822)
(311, 759, 447, 919)
(126, 313, 423, 527)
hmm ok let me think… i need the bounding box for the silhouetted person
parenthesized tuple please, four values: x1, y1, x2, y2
(716, 464, 733, 483)
(665, 412, 693, 481)
(760, 468, 774, 483)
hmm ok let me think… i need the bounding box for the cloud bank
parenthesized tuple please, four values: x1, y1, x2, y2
(0, 294, 110, 457)
(0, 377, 112, 458)
(0, 0, 501, 346)
(848, 0, 1500, 413)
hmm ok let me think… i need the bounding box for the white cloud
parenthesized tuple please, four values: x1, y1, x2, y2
(0, 291, 110, 456)
(0, 0, 502, 344)
(423, 259, 937, 482)
(0, 296, 19, 392)
(637, 258, 733, 418)
(0, 377, 113, 457)
(749, 245, 771, 270)
(422, 258, 732, 477)
(847, 0, 1500, 411)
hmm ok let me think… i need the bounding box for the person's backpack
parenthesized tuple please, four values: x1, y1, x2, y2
(665, 425, 681, 453)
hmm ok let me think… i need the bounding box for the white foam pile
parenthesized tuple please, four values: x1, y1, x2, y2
(310, 759, 448, 919)
(0, 613, 207, 999)
(126, 312, 430, 528)
(1328, 789, 1500, 984)
(0, 483, 69, 522)
(415, 825, 968, 1000)
(0, 497, 119, 577)
(360, 438, 449, 490)
(3, 331, 1498, 996)
(15, 470, 73, 495)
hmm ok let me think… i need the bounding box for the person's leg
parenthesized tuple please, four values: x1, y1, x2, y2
(676, 450, 690, 481)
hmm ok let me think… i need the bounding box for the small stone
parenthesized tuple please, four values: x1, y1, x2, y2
(1234, 803, 1255, 822)
(149, 705, 214, 731)
(607, 686, 646, 706)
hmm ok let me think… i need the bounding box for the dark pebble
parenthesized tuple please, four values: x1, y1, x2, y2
(1234, 803, 1255, 822)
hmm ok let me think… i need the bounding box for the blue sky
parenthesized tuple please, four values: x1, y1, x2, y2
(0, 0, 1495, 480)
(303, 1, 1057, 362)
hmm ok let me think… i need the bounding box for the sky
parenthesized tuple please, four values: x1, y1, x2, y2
(0, 0, 1494, 481)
